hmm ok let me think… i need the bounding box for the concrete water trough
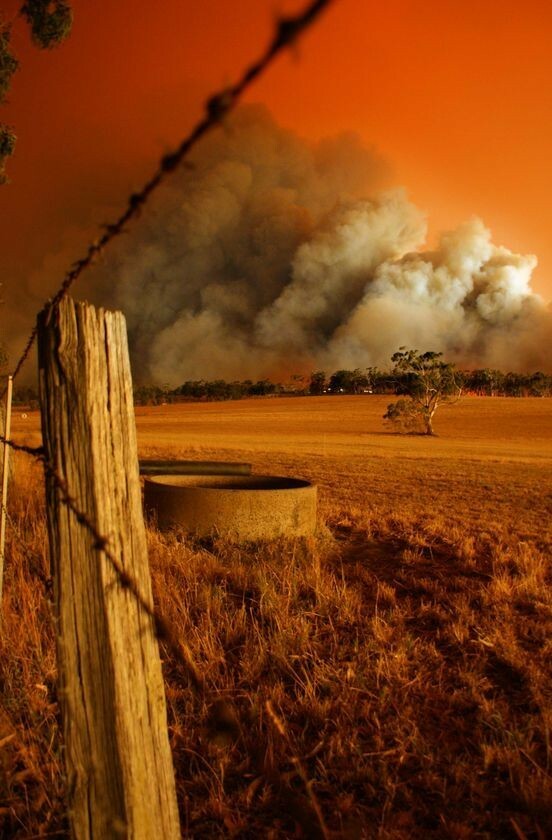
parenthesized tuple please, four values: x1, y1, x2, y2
(143, 474, 317, 541)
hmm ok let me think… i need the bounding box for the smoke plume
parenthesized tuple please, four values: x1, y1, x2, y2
(83, 105, 550, 383)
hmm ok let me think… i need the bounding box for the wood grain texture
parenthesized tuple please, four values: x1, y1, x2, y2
(37, 298, 180, 840)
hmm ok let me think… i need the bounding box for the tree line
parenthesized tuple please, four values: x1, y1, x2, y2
(10, 366, 551, 408)
(139, 366, 551, 405)
(7, 367, 548, 408)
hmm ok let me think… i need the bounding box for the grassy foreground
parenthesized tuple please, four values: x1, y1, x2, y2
(1, 396, 551, 838)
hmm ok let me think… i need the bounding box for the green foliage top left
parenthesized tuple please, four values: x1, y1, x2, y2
(20, 0, 73, 49)
(0, 27, 19, 104)
(0, 125, 16, 157)
(0, 3, 73, 183)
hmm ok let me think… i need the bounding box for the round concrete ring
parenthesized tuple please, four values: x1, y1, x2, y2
(143, 474, 317, 541)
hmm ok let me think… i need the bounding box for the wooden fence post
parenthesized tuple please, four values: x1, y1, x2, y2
(37, 297, 180, 840)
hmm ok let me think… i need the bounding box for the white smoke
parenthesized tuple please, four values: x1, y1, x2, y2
(326, 218, 549, 371)
(83, 105, 550, 383)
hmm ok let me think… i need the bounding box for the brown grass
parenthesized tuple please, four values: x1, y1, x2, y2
(1, 396, 551, 837)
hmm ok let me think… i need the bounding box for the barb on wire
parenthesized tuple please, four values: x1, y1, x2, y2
(3, 0, 334, 395)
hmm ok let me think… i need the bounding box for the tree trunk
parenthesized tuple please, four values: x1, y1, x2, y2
(37, 297, 180, 840)
(425, 407, 436, 435)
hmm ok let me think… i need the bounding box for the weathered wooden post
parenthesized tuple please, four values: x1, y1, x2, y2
(37, 297, 180, 839)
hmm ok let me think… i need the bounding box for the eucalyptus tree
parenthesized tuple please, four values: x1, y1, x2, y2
(384, 348, 462, 436)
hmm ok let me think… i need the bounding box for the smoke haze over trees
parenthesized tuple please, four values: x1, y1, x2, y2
(17, 106, 552, 382)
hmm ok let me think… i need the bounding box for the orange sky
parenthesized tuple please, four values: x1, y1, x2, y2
(1, 0, 551, 356)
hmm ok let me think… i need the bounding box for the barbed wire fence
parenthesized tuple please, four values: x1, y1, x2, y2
(0, 2, 334, 834)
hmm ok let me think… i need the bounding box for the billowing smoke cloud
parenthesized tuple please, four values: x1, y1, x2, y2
(326, 218, 550, 372)
(83, 105, 550, 383)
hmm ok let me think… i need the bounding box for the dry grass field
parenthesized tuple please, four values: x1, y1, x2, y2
(1, 396, 551, 838)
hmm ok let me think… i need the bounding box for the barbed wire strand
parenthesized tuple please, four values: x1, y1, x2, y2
(2, 0, 333, 399)
(0, 437, 43, 458)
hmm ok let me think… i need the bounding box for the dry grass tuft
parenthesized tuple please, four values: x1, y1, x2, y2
(0, 456, 66, 838)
